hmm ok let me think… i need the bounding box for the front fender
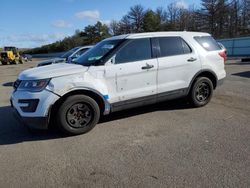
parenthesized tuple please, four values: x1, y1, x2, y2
(47, 74, 111, 115)
(59, 87, 111, 115)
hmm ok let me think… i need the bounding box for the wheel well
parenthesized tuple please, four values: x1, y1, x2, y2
(191, 71, 217, 89)
(49, 90, 105, 125)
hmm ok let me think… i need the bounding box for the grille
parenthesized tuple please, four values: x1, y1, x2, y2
(13, 79, 21, 90)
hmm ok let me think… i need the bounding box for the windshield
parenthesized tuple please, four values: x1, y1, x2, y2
(74, 39, 123, 66)
(61, 47, 80, 58)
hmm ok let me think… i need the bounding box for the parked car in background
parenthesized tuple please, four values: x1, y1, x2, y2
(22, 54, 32, 62)
(11, 32, 226, 135)
(37, 46, 93, 67)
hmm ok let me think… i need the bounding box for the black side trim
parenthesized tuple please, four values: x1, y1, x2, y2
(111, 94, 156, 112)
(157, 88, 188, 103)
(111, 88, 188, 112)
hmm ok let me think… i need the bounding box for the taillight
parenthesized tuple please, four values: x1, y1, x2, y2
(219, 50, 227, 63)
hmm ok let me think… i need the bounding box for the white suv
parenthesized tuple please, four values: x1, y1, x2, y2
(11, 32, 226, 135)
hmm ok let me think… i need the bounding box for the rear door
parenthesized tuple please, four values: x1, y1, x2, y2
(156, 36, 201, 95)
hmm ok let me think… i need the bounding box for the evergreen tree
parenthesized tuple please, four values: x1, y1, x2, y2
(143, 10, 160, 32)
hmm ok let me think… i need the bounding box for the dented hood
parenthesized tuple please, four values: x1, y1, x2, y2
(18, 63, 88, 80)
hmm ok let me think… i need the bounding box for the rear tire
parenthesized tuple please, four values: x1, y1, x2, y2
(189, 77, 213, 107)
(56, 95, 100, 135)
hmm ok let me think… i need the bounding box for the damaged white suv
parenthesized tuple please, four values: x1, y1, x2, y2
(11, 32, 226, 135)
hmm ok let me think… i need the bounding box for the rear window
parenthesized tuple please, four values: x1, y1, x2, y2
(194, 36, 221, 51)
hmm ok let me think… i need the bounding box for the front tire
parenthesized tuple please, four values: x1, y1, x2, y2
(189, 77, 213, 107)
(56, 95, 100, 135)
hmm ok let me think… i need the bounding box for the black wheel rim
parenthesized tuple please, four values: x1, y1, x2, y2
(66, 103, 93, 128)
(195, 82, 211, 102)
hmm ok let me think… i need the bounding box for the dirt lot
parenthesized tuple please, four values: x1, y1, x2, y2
(0, 59, 250, 187)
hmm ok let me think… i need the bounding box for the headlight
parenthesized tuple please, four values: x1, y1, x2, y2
(18, 79, 50, 92)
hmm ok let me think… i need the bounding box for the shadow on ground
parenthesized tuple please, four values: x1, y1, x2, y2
(0, 63, 19, 66)
(100, 99, 192, 123)
(0, 106, 62, 145)
(2, 82, 14, 87)
(0, 99, 192, 145)
(232, 71, 250, 78)
(227, 62, 250, 65)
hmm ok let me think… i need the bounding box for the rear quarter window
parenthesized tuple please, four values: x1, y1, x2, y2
(194, 36, 221, 51)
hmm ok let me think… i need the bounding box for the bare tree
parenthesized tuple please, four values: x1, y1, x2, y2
(226, 0, 241, 37)
(240, 0, 250, 34)
(109, 20, 120, 35)
(178, 8, 191, 30)
(156, 7, 167, 24)
(186, 5, 200, 31)
(200, 0, 218, 35)
(119, 15, 133, 34)
(167, 3, 179, 28)
(127, 5, 145, 32)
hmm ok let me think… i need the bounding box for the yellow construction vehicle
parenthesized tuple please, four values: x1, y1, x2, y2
(0, 47, 23, 65)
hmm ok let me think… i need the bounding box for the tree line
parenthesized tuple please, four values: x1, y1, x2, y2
(25, 0, 250, 54)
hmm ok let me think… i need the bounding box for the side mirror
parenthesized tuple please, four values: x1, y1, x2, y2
(105, 55, 116, 66)
(110, 55, 116, 64)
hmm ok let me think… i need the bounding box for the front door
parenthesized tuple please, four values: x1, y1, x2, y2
(105, 38, 158, 109)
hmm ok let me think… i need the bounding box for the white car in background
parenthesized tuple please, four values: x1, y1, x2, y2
(11, 32, 226, 135)
(37, 45, 93, 67)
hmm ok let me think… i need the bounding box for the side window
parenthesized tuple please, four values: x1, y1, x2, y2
(115, 38, 152, 64)
(158, 37, 191, 57)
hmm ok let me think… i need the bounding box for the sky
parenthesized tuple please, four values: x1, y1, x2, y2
(0, 0, 200, 48)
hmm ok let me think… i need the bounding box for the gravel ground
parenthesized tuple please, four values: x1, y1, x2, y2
(0, 59, 249, 187)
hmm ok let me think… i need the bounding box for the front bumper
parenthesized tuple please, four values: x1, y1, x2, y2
(12, 107, 49, 130)
(11, 89, 60, 130)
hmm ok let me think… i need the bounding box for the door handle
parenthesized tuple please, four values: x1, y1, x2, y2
(141, 63, 154, 70)
(187, 57, 197, 62)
